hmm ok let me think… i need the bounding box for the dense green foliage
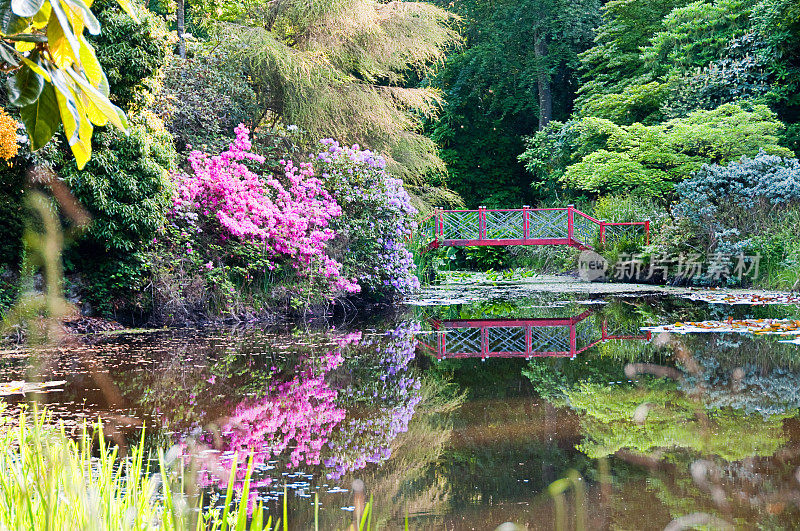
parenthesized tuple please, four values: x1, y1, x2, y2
(90, 0, 170, 111)
(157, 51, 260, 153)
(518, 0, 800, 201)
(429, 0, 599, 207)
(554, 104, 789, 196)
(59, 113, 176, 315)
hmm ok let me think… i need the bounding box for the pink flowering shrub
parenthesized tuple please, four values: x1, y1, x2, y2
(169, 124, 359, 304)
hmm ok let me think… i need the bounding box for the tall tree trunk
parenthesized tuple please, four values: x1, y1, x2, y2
(534, 37, 552, 130)
(177, 0, 186, 59)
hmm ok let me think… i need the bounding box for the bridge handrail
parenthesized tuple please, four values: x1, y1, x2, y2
(572, 208, 603, 225)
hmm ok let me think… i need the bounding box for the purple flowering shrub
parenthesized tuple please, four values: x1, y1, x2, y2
(316, 140, 420, 297)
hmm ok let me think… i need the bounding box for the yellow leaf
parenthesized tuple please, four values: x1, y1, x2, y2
(66, 68, 127, 131)
(62, 0, 85, 38)
(73, 96, 93, 167)
(78, 36, 102, 87)
(54, 81, 79, 145)
(46, 17, 75, 69)
(15, 41, 36, 52)
(32, 2, 51, 28)
(78, 90, 107, 126)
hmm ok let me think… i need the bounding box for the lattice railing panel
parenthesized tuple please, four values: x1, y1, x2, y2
(528, 210, 568, 239)
(604, 224, 647, 245)
(441, 211, 479, 240)
(445, 327, 482, 355)
(575, 317, 600, 351)
(485, 211, 525, 240)
(487, 326, 526, 354)
(573, 215, 600, 248)
(416, 333, 438, 353)
(530, 326, 571, 354)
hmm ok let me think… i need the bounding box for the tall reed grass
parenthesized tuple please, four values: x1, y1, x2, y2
(0, 404, 386, 530)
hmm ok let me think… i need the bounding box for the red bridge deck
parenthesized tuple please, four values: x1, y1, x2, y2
(419, 205, 649, 251)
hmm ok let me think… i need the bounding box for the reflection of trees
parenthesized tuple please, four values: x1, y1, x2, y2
(539, 326, 800, 528)
(566, 379, 790, 460)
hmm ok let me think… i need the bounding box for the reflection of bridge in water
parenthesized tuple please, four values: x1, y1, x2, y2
(418, 310, 651, 359)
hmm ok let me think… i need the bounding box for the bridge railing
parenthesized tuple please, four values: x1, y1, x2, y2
(420, 205, 649, 251)
(416, 311, 652, 359)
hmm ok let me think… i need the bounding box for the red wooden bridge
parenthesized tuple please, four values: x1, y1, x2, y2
(417, 310, 651, 360)
(419, 205, 649, 251)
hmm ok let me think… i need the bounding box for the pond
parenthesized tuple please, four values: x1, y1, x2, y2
(5, 276, 800, 529)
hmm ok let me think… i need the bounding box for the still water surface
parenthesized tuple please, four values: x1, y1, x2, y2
(6, 280, 800, 529)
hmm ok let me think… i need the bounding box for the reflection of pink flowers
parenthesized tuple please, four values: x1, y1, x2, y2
(193, 323, 423, 499)
(223, 374, 346, 469)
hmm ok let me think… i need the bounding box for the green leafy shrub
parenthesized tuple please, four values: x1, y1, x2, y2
(90, 0, 170, 110)
(556, 104, 792, 196)
(156, 50, 260, 154)
(58, 112, 176, 315)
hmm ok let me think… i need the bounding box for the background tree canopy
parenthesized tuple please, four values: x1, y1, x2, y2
(428, 0, 599, 207)
(204, 0, 462, 208)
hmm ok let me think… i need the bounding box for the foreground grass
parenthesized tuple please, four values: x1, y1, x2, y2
(0, 406, 282, 530)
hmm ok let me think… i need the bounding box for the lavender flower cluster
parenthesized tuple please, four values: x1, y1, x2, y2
(316, 139, 420, 297)
(323, 321, 422, 479)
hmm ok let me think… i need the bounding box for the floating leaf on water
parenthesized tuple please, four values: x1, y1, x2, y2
(0, 380, 67, 396)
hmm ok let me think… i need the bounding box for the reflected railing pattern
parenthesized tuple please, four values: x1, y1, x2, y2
(417, 310, 651, 359)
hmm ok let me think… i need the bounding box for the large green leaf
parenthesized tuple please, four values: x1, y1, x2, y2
(7, 55, 44, 106)
(10, 0, 44, 18)
(0, 41, 19, 67)
(19, 84, 60, 150)
(6, 32, 47, 42)
(0, 0, 30, 34)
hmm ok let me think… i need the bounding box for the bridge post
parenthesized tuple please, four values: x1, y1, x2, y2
(567, 204, 575, 246)
(479, 205, 486, 241)
(569, 322, 577, 358)
(525, 325, 532, 358)
(599, 221, 606, 246)
(523, 205, 530, 241)
(645, 219, 650, 244)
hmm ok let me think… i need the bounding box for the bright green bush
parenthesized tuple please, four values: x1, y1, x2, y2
(557, 104, 792, 195)
(577, 81, 669, 126)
